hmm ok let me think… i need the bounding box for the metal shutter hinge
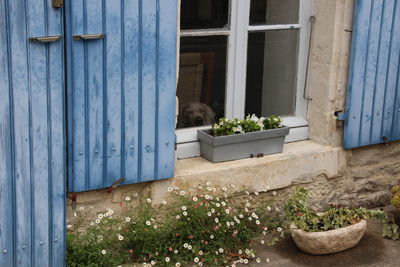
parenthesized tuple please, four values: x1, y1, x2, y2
(334, 111, 347, 127)
(52, 0, 64, 8)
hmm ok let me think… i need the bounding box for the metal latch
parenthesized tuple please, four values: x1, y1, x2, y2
(334, 110, 347, 127)
(73, 33, 105, 41)
(52, 0, 64, 8)
(29, 35, 62, 43)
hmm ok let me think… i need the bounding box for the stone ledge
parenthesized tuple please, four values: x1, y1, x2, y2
(67, 140, 346, 219)
(150, 140, 346, 202)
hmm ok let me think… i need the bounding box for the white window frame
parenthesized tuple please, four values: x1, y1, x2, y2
(176, 0, 314, 159)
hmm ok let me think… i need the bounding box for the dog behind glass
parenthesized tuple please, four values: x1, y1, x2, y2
(177, 102, 215, 128)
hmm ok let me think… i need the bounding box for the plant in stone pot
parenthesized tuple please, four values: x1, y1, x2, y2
(197, 114, 289, 163)
(283, 187, 399, 255)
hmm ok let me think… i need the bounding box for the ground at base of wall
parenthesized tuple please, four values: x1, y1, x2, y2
(120, 218, 398, 267)
(243, 218, 400, 267)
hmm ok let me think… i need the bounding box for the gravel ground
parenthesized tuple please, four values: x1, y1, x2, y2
(239, 219, 400, 267)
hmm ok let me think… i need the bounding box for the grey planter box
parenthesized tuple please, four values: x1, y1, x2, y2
(197, 126, 290, 163)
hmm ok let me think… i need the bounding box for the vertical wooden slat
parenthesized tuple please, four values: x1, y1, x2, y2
(123, 0, 140, 184)
(392, 51, 400, 139)
(370, 0, 395, 143)
(46, 0, 66, 264)
(71, 0, 87, 190)
(0, 0, 14, 265)
(105, 0, 123, 186)
(157, 0, 177, 179)
(140, 0, 157, 182)
(383, 0, 400, 139)
(9, 0, 33, 264)
(87, 0, 105, 189)
(344, 0, 400, 148)
(345, 0, 373, 148)
(27, 0, 50, 265)
(358, 0, 382, 146)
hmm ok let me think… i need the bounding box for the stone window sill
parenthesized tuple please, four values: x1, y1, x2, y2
(172, 140, 346, 192)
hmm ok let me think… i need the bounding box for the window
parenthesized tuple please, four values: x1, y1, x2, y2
(176, 0, 313, 159)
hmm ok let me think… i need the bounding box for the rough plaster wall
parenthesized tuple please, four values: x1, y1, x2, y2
(307, 0, 354, 146)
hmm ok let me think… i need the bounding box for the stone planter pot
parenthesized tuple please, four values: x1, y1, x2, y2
(290, 220, 367, 255)
(197, 127, 289, 163)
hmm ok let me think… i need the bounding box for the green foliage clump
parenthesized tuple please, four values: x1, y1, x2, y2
(391, 185, 400, 209)
(124, 185, 282, 266)
(66, 208, 129, 267)
(67, 184, 283, 267)
(211, 114, 283, 137)
(283, 187, 399, 240)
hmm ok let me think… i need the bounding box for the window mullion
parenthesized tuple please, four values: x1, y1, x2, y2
(225, 0, 250, 119)
(295, 0, 314, 118)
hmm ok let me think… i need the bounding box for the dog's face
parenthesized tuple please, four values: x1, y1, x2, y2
(178, 102, 215, 128)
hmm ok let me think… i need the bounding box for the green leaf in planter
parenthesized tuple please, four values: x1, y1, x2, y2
(284, 187, 399, 240)
(383, 223, 399, 240)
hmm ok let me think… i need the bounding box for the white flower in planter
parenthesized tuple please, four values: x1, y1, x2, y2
(101, 250, 106, 255)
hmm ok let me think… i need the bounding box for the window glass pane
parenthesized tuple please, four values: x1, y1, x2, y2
(181, 0, 230, 30)
(250, 0, 299, 25)
(245, 30, 298, 117)
(177, 36, 227, 128)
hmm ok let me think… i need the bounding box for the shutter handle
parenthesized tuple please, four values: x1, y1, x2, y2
(29, 35, 62, 43)
(73, 34, 105, 41)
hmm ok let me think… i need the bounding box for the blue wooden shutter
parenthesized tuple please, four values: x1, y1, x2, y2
(343, 0, 400, 149)
(0, 0, 66, 266)
(66, 0, 178, 192)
